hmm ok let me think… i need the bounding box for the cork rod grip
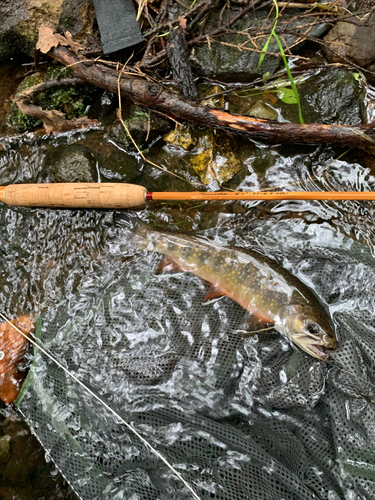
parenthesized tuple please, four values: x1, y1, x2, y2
(0, 183, 147, 209)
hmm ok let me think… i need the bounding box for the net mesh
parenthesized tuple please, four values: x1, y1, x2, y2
(15, 217, 375, 500)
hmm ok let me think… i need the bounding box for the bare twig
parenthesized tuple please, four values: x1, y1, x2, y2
(140, 0, 266, 69)
(15, 77, 88, 102)
(116, 55, 203, 189)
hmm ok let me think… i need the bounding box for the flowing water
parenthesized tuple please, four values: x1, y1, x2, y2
(1, 75, 375, 499)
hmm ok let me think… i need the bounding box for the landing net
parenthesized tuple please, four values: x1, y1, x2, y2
(15, 218, 375, 500)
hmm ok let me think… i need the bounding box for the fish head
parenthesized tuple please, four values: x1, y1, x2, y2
(276, 303, 337, 361)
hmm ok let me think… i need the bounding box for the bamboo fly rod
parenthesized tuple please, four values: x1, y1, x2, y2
(1, 183, 375, 209)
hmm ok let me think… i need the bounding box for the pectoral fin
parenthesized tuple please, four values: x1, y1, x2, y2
(238, 314, 275, 337)
(203, 285, 228, 303)
(155, 256, 184, 274)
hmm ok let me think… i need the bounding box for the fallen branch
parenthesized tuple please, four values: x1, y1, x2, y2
(42, 43, 375, 152)
(15, 77, 99, 133)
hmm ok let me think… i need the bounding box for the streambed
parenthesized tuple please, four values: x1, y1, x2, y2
(1, 67, 375, 499)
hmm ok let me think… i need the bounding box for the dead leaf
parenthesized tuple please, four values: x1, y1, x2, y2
(64, 31, 84, 53)
(178, 17, 187, 30)
(0, 314, 34, 404)
(36, 26, 69, 54)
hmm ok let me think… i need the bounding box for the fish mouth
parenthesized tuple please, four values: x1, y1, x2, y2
(296, 342, 333, 361)
(305, 343, 332, 361)
(292, 334, 334, 360)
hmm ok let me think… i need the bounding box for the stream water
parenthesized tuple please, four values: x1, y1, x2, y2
(1, 72, 375, 499)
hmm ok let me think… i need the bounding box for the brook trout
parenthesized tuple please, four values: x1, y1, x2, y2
(135, 227, 337, 361)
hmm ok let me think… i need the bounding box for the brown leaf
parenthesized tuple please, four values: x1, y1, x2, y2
(36, 26, 69, 54)
(64, 31, 84, 53)
(0, 314, 34, 404)
(178, 17, 187, 31)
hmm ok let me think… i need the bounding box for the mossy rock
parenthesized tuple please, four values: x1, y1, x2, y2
(164, 128, 242, 186)
(7, 64, 99, 132)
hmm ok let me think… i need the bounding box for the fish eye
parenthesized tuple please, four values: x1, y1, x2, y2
(306, 322, 320, 335)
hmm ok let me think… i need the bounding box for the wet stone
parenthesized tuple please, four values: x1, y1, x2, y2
(247, 100, 278, 121)
(189, 9, 329, 81)
(99, 149, 140, 183)
(298, 68, 366, 125)
(0, 0, 96, 60)
(39, 144, 99, 183)
(108, 104, 172, 149)
(164, 128, 243, 186)
(323, 13, 375, 68)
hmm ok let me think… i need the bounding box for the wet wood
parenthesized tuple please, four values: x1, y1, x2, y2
(166, 20, 198, 101)
(47, 45, 375, 151)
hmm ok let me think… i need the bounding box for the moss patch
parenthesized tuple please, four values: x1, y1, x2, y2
(7, 64, 98, 132)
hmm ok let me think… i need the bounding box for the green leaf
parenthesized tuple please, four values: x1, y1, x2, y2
(257, 33, 273, 70)
(262, 72, 270, 84)
(276, 87, 298, 104)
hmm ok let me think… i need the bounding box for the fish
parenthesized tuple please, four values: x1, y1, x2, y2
(135, 226, 338, 361)
(0, 315, 34, 404)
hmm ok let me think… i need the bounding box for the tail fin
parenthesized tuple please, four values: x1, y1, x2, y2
(114, 211, 150, 250)
(114, 211, 143, 230)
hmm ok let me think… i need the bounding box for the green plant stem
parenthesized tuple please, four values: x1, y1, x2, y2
(257, 0, 304, 124)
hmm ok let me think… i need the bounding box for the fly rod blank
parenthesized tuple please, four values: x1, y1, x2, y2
(150, 191, 375, 201)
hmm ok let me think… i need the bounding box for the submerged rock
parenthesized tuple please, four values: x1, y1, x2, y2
(298, 68, 366, 125)
(99, 149, 140, 183)
(0, 435, 10, 464)
(0, 412, 76, 498)
(108, 104, 172, 149)
(164, 128, 243, 186)
(40, 144, 98, 183)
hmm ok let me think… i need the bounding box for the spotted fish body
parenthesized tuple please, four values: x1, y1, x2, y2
(136, 227, 338, 361)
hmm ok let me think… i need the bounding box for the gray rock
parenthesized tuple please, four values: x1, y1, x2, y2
(0, 0, 96, 60)
(189, 9, 330, 81)
(40, 144, 99, 183)
(323, 13, 375, 67)
(298, 68, 366, 125)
